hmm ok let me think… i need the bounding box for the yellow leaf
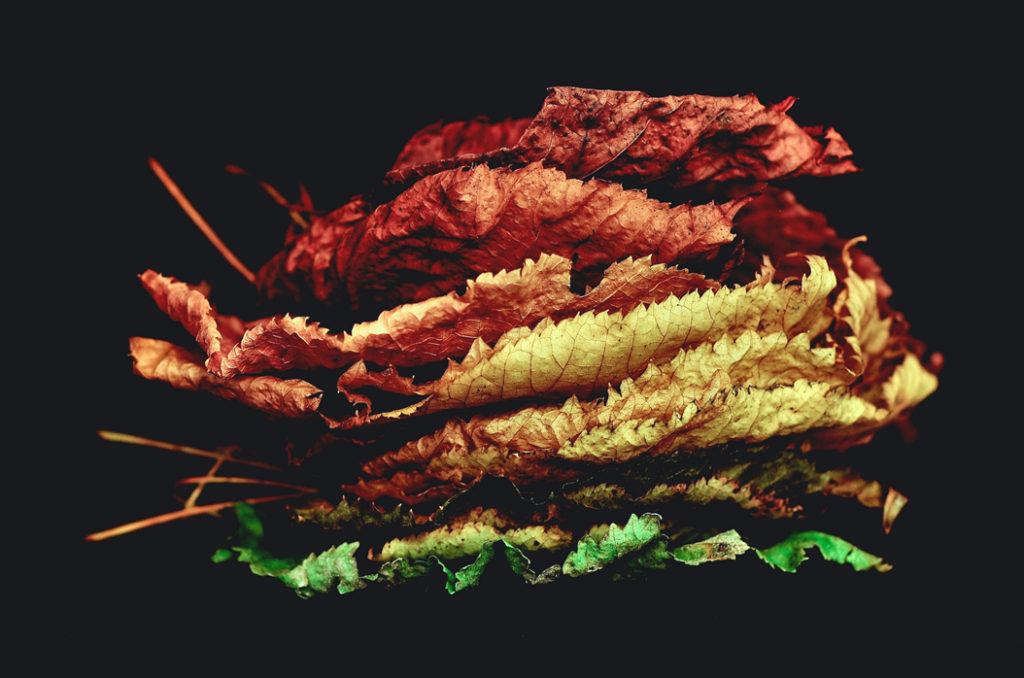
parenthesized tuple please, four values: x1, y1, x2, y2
(330, 256, 838, 427)
(370, 521, 573, 562)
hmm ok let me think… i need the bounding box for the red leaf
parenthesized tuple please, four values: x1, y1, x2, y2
(138, 270, 260, 375)
(258, 162, 743, 313)
(731, 187, 891, 300)
(391, 117, 533, 170)
(385, 88, 859, 188)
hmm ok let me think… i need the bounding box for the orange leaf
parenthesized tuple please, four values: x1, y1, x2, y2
(129, 337, 322, 419)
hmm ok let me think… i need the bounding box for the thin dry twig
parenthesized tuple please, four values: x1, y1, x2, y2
(89, 431, 313, 541)
(182, 446, 232, 510)
(225, 164, 310, 231)
(97, 431, 280, 470)
(176, 476, 319, 493)
(85, 493, 309, 542)
(148, 157, 257, 284)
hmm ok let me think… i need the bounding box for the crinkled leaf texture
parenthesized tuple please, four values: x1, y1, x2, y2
(329, 254, 841, 427)
(732, 187, 891, 301)
(562, 513, 662, 576)
(258, 162, 743, 311)
(129, 337, 321, 419)
(344, 351, 933, 506)
(215, 504, 364, 598)
(391, 116, 533, 171)
(386, 87, 857, 188)
(217, 507, 888, 597)
(144, 254, 716, 378)
(754, 531, 892, 573)
(131, 88, 936, 595)
(340, 255, 935, 506)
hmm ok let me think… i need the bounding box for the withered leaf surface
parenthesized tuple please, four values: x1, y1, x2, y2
(568, 477, 798, 519)
(139, 270, 268, 375)
(129, 337, 322, 419)
(259, 162, 743, 312)
(370, 520, 573, 562)
(731, 187, 890, 300)
(139, 271, 246, 370)
(832, 238, 892, 380)
(258, 197, 375, 305)
(344, 348, 934, 505)
(148, 255, 715, 378)
(391, 117, 533, 171)
(671, 530, 750, 566)
(328, 256, 837, 428)
(131, 89, 935, 592)
(385, 88, 858, 188)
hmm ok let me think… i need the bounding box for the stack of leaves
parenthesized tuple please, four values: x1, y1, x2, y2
(126, 87, 937, 596)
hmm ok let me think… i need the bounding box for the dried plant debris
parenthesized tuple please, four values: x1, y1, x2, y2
(110, 87, 937, 598)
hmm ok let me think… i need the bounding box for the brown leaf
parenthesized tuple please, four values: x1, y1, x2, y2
(258, 162, 743, 313)
(385, 87, 859, 188)
(245, 254, 715, 377)
(731, 186, 891, 300)
(257, 197, 374, 305)
(146, 255, 715, 378)
(832, 238, 892, 379)
(138, 270, 262, 375)
(636, 477, 799, 519)
(129, 337, 322, 419)
(391, 117, 533, 170)
(807, 353, 938, 451)
(345, 410, 588, 505)
(882, 487, 909, 534)
(345, 350, 933, 504)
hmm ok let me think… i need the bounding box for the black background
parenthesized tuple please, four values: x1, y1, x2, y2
(29, 9, 988, 666)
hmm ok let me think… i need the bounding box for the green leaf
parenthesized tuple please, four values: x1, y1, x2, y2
(216, 504, 363, 597)
(217, 506, 891, 598)
(362, 558, 434, 588)
(278, 543, 366, 598)
(755, 531, 892, 573)
(235, 546, 298, 578)
(435, 540, 562, 593)
(501, 542, 561, 585)
(434, 543, 496, 594)
(619, 541, 673, 578)
(670, 530, 750, 565)
(562, 513, 663, 577)
(211, 548, 234, 564)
